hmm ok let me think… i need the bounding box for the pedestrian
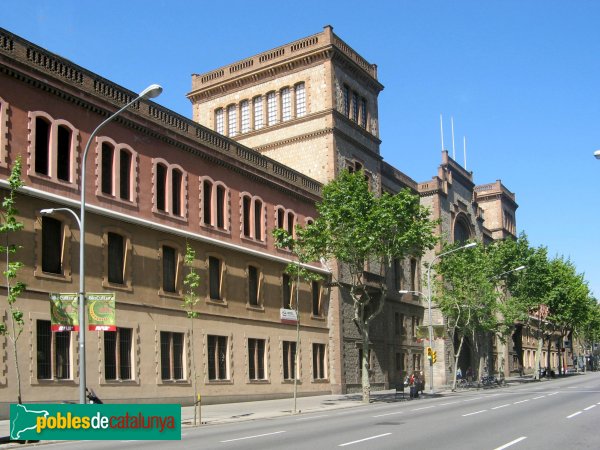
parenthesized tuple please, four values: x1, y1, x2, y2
(419, 371, 425, 394)
(456, 367, 462, 380)
(466, 367, 473, 382)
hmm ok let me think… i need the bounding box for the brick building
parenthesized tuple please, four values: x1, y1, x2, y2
(0, 28, 331, 417)
(189, 26, 521, 392)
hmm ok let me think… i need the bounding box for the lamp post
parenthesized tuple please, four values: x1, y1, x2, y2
(594, 150, 600, 160)
(424, 242, 476, 394)
(44, 84, 162, 404)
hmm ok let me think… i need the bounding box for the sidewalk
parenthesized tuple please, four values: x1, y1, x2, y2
(0, 374, 573, 445)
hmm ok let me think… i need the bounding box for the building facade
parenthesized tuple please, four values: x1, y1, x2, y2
(189, 26, 520, 392)
(0, 28, 332, 417)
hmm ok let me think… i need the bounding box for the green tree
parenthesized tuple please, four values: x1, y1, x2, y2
(0, 157, 26, 404)
(182, 242, 201, 425)
(274, 170, 437, 402)
(434, 242, 498, 389)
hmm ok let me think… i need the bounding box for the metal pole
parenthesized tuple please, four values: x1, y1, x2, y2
(77, 85, 162, 404)
(293, 263, 300, 414)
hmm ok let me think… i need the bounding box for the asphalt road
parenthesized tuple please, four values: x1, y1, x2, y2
(43, 372, 600, 450)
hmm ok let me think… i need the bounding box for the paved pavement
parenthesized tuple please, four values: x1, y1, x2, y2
(0, 374, 577, 446)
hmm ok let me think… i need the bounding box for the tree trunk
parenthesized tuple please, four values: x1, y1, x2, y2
(451, 335, 465, 391)
(361, 325, 370, 403)
(534, 335, 543, 380)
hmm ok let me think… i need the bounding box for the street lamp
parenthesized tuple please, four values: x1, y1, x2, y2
(45, 84, 162, 404)
(594, 150, 600, 160)
(489, 265, 526, 281)
(425, 242, 476, 394)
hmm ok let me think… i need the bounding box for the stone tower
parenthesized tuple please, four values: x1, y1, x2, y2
(187, 25, 384, 187)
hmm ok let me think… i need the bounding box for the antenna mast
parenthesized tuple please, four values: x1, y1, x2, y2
(440, 114, 444, 152)
(463, 136, 467, 170)
(451, 116, 456, 160)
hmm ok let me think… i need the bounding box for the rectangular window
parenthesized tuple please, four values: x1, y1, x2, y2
(156, 164, 166, 211)
(411, 258, 418, 291)
(283, 341, 296, 380)
(101, 143, 114, 195)
(209, 256, 221, 300)
(242, 196, 251, 237)
(312, 281, 320, 316)
(215, 108, 224, 134)
(227, 104, 237, 137)
(267, 92, 277, 126)
(254, 200, 263, 240)
(207, 335, 228, 380)
(35, 117, 50, 175)
(248, 338, 266, 380)
(162, 245, 177, 293)
(119, 150, 131, 200)
(313, 343, 326, 380)
(253, 97, 263, 130)
(295, 83, 306, 117)
(248, 265, 259, 306)
(360, 98, 367, 128)
(42, 216, 62, 274)
(216, 185, 225, 229)
(37, 320, 71, 380)
(393, 258, 402, 291)
(282, 273, 291, 309)
(343, 86, 350, 116)
(281, 88, 291, 121)
(104, 327, 133, 381)
(351, 92, 359, 122)
(56, 125, 71, 182)
(203, 180, 212, 225)
(240, 100, 250, 133)
(172, 170, 182, 216)
(160, 331, 184, 381)
(107, 232, 125, 284)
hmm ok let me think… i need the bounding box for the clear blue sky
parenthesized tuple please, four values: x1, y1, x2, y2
(3, 0, 599, 298)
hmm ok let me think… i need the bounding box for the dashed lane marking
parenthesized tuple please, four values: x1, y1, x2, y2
(494, 436, 527, 450)
(462, 410, 487, 417)
(492, 404, 511, 410)
(338, 433, 392, 447)
(220, 431, 286, 443)
(372, 411, 403, 418)
(513, 400, 529, 404)
(584, 405, 596, 411)
(566, 411, 582, 419)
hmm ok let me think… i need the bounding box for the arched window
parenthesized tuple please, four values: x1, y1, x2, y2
(453, 215, 471, 243)
(153, 159, 187, 219)
(241, 193, 265, 242)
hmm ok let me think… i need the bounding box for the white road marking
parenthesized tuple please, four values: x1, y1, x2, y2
(492, 404, 511, 410)
(462, 410, 487, 417)
(462, 397, 483, 402)
(584, 405, 596, 411)
(440, 402, 459, 406)
(514, 400, 529, 404)
(339, 433, 392, 447)
(372, 411, 403, 417)
(547, 392, 559, 396)
(532, 396, 545, 400)
(566, 411, 582, 419)
(494, 436, 527, 450)
(220, 431, 286, 442)
(412, 405, 435, 411)
(295, 414, 330, 421)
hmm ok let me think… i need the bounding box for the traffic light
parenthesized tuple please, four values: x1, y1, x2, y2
(432, 350, 437, 364)
(426, 346, 433, 361)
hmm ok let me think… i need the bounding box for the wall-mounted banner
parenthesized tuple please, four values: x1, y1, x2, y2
(10, 403, 181, 440)
(50, 293, 79, 332)
(87, 293, 116, 331)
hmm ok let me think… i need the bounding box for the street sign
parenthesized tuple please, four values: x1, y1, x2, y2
(280, 308, 298, 324)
